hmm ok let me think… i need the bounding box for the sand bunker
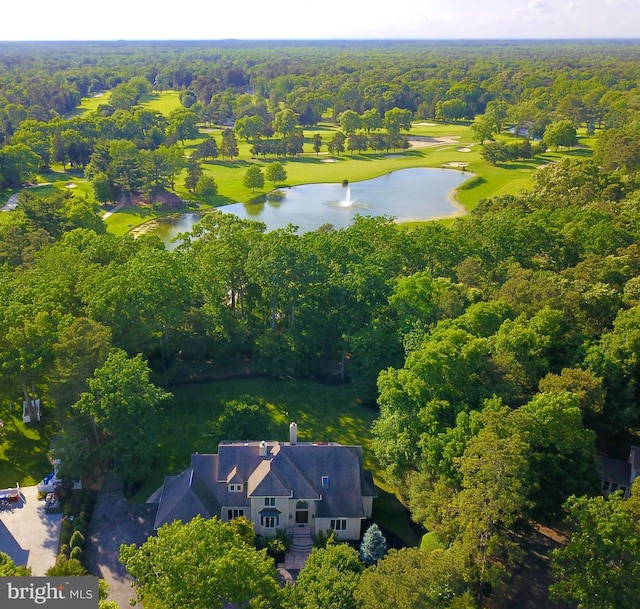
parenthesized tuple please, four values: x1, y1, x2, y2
(65, 183, 77, 188)
(457, 147, 472, 152)
(408, 136, 460, 149)
(322, 158, 339, 163)
(444, 162, 469, 168)
(414, 122, 437, 126)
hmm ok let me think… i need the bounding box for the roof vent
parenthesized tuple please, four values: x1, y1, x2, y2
(259, 440, 268, 457)
(322, 475, 329, 488)
(290, 421, 298, 445)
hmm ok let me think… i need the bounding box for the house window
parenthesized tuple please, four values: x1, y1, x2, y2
(228, 484, 242, 492)
(264, 497, 276, 507)
(227, 508, 245, 520)
(330, 519, 347, 531)
(322, 476, 329, 488)
(261, 515, 279, 528)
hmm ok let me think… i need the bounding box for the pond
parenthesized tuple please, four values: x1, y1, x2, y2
(154, 167, 471, 248)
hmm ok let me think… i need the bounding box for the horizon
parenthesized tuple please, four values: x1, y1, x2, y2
(3, 1, 640, 42)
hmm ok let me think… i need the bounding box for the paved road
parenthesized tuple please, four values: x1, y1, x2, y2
(0, 485, 62, 575)
(86, 474, 156, 608)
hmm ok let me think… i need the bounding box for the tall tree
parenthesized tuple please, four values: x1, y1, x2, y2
(243, 165, 265, 193)
(284, 543, 363, 609)
(121, 515, 281, 609)
(265, 161, 287, 187)
(355, 547, 472, 609)
(543, 119, 578, 151)
(221, 128, 239, 159)
(72, 349, 170, 484)
(273, 108, 298, 138)
(550, 479, 640, 609)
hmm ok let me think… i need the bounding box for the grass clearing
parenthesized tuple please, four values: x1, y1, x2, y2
(129, 375, 420, 545)
(134, 376, 379, 500)
(73, 90, 182, 118)
(0, 411, 57, 488)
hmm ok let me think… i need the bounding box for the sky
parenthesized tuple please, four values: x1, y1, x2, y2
(2, 0, 640, 41)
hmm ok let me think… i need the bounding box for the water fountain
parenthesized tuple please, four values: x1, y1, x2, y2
(154, 168, 472, 246)
(339, 186, 353, 207)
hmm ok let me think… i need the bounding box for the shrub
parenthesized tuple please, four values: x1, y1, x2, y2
(313, 529, 336, 549)
(46, 557, 88, 577)
(70, 546, 83, 562)
(69, 530, 85, 550)
(59, 519, 73, 548)
(266, 539, 287, 562)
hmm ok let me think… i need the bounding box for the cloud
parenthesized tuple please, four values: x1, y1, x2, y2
(529, 0, 552, 11)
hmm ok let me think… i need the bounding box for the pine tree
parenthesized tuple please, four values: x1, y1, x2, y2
(360, 523, 387, 566)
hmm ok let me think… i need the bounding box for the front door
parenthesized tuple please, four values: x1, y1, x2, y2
(295, 500, 309, 524)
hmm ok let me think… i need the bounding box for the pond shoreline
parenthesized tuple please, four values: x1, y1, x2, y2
(127, 167, 474, 242)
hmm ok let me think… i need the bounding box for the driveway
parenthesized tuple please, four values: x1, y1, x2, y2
(0, 485, 62, 575)
(85, 474, 156, 609)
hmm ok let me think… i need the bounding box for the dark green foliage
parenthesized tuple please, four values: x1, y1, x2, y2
(550, 479, 640, 609)
(211, 396, 272, 443)
(120, 515, 281, 609)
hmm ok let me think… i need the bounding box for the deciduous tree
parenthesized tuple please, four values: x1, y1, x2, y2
(550, 479, 640, 609)
(121, 515, 281, 609)
(243, 165, 265, 193)
(265, 161, 287, 186)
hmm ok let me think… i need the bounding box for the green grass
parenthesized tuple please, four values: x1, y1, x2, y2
(127, 375, 420, 545)
(11, 116, 592, 236)
(134, 376, 379, 500)
(103, 204, 160, 236)
(139, 91, 182, 115)
(73, 90, 182, 117)
(0, 411, 57, 488)
(420, 531, 445, 552)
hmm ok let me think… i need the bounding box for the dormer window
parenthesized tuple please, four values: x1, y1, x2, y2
(322, 476, 329, 488)
(229, 483, 243, 492)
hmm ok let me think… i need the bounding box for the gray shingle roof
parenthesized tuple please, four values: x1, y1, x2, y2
(599, 455, 632, 486)
(153, 468, 221, 530)
(154, 440, 376, 529)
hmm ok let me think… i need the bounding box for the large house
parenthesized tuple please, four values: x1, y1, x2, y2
(599, 445, 640, 498)
(153, 423, 377, 541)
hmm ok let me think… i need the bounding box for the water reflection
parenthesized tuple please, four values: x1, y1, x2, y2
(157, 167, 470, 248)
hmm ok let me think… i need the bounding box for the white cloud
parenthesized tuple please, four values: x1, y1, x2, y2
(529, 0, 552, 12)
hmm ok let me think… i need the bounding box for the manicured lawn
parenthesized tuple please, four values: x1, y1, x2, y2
(72, 90, 182, 117)
(0, 411, 57, 488)
(138, 91, 183, 115)
(127, 375, 419, 545)
(103, 204, 161, 236)
(135, 376, 378, 500)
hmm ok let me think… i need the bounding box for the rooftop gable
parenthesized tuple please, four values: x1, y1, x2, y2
(154, 468, 221, 529)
